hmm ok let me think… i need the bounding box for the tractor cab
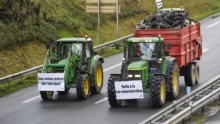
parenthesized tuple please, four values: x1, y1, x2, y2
(56, 37, 94, 62)
(43, 37, 95, 74)
(121, 36, 166, 82)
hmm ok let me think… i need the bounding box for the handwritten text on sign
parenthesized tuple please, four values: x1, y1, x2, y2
(38, 73, 64, 91)
(115, 80, 144, 100)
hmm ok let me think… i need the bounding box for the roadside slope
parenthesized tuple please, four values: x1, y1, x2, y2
(0, 0, 220, 78)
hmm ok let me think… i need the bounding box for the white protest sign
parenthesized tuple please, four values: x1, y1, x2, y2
(115, 80, 144, 100)
(38, 73, 65, 91)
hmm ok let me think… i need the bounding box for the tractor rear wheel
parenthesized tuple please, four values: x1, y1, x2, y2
(107, 75, 122, 107)
(167, 61, 179, 100)
(192, 62, 200, 84)
(150, 76, 166, 107)
(57, 88, 70, 94)
(184, 63, 196, 86)
(40, 91, 54, 100)
(91, 61, 103, 94)
(76, 74, 90, 100)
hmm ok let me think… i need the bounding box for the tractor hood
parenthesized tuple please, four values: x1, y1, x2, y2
(127, 61, 148, 70)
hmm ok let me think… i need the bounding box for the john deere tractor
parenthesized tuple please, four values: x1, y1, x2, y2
(38, 36, 104, 100)
(107, 36, 179, 107)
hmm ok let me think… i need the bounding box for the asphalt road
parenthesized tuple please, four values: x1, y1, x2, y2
(1, 13, 220, 124)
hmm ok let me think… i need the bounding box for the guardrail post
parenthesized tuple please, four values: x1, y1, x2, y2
(19, 77, 23, 85)
(202, 105, 205, 113)
(8, 81, 10, 88)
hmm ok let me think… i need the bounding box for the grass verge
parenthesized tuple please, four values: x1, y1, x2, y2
(0, 73, 38, 97)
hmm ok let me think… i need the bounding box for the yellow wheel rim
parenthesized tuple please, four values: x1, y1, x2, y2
(173, 70, 178, 93)
(84, 78, 89, 95)
(160, 81, 165, 102)
(47, 91, 53, 98)
(96, 66, 103, 87)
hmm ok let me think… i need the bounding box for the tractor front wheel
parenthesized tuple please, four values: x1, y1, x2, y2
(91, 61, 103, 94)
(107, 75, 122, 107)
(150, 76, 166, 107)
(40, 91, 54, 100)
(76, 74, 90, 100)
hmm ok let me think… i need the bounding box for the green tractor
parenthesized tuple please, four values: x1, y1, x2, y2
(38, 36, 104, 100)
(107, 36, 179, 107)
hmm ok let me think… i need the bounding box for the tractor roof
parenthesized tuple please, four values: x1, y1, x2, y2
(56, 38, 92, 43)
(127, 37, 164, 43)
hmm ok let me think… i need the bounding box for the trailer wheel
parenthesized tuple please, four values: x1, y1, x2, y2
(184, 63, 196, 86)
(192, 62, 200, 84)
(57, 88, 70, 94)
(167, 61, 179, 100)
(107, 75, 122, 107)
(150, 76, 166, 107)
(76, 74, 90, 100)
(91, 61, 103, 94)
(40, 91, 54, 100)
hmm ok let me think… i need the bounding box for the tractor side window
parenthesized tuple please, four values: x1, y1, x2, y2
(85, 43, 91, 58)
(61, 44, 71, 59)
(158, 43, 164, 58)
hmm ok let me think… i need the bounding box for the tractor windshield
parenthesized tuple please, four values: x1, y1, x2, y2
(71, 43, 82, 56)
(128, 42, 156, 60)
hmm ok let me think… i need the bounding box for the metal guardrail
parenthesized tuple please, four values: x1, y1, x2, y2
(0, 34, 133, 84)
(139, 74, 220, 124)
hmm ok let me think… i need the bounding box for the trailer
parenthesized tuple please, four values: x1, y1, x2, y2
(134, 22, 202, 86)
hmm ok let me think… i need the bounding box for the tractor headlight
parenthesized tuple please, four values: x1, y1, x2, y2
(128, 74, 133, 77)
(135, 75, 141, 78)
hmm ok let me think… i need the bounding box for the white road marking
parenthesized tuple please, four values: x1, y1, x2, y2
(206, 21, 220, 28)
(95, 97, 108, 104)
(21, 95, 40, 103)
(22, 63, 122, 104)
(203, 49, 209, 53)
(103, 63, 121, 72)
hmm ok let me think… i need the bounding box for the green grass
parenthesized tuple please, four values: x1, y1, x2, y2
(0, 74, 38, 96)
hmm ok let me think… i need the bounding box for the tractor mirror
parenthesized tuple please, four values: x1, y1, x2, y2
(115, 43, 120, 50)
(52, 46, 56, 53)
(166, 42, 171, 49)
(94, 51, 98, 55)
(46, 42, 50, 50)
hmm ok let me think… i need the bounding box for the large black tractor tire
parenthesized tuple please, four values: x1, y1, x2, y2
(76, 74, 90, 100)
(167, 61, 180, 100)
(150, 76, 166, 107)
(107, 75, 122, 107)
(184, 63, 196, 86)
(57, 88, 70, 95)
(192, 62, 200, 84)
(91, 61, 103, 94)
(40, 91, 54, 100)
